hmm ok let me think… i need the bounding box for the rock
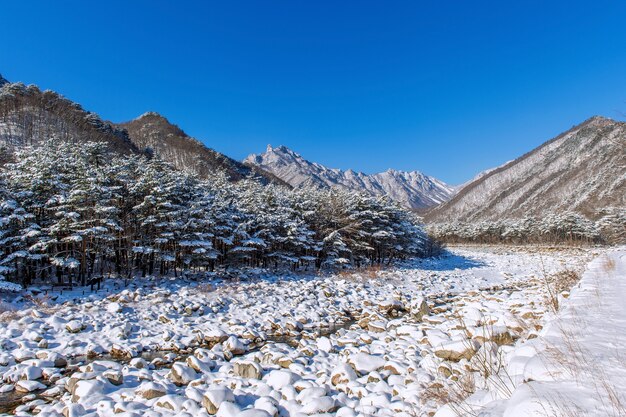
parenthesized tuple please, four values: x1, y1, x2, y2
(300, 396, 338, 414)
(65, 320, 83, 333)
(14, 349, 35, 362)
(367, 321, 386, 333)
(203, 387, 235, 414)
(317, 336, 334, 353)
(265, 370, 301, 390)
(277, 357, 293, 368)
(137, 382, 167, 399)
(379, 299, 405, 316)
(167, 362, 198, 386)
(204, 329, 228, 345)
(103, 370, 123, 386)
(348, 353, 386, 375)
(65, 373, 97, 394)
(110, 344, 132, 359)
(383, 360, 407, 375)
(285, 320, 303, 332)
(129, 358, 148, 369)
(15, 380, 46, 393)
(434, 340, 479, 362)
(21, 365, 43, 380)
(107, 302, 123, 314)
(331, 364, 358, 386)
(186, 355, 213, 373)
(411, 297, 430, 321)
(233, 361, 263, 379)
(216, 401, 241, 417)
(71, 379, 106, 403)
(223, 336, 246, 356)
(62, 404, 85, 417)
(155, 395, 186, 412)
(254, 396, 279, 417)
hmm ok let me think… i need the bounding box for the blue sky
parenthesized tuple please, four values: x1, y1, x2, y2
(1, 1, 625, 184)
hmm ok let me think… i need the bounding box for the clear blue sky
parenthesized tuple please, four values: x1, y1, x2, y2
(1, 1, 625, 184)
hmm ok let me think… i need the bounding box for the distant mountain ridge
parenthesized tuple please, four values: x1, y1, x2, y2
(244, 145, 455, 209)
(426, 116, 626, 222)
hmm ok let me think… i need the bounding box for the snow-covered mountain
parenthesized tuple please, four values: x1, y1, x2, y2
(244, 145, 455, 209)
(426, 116, 626, 222)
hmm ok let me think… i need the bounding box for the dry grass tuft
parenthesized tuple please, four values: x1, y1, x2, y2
(0, 302, 19, 322)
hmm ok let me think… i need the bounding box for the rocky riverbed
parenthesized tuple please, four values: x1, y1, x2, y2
(0, 247, 596, 416)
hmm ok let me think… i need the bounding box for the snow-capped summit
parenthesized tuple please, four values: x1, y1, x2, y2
(244, 145, 455, 209)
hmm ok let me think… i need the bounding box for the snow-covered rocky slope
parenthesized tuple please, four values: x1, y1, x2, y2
(244, 145, 455, 209)
(427, 116, 626, 222)
(0, 247, 596, 416)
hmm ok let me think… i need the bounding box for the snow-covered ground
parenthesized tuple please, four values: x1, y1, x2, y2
(0, 246, 616, 417)
(439, 247, 626, 417)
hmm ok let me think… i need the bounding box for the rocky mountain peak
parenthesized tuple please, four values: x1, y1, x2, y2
(244, 145, 454, 209)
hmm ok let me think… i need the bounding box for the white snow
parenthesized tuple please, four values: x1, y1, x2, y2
(1, 246, 622, 417)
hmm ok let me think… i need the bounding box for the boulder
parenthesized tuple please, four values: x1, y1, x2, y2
(233, 361, 263, 379)
(203, 387, 235, 414)
(410, 297, 430, 321)
(167, 362, 198, 386)
(137, 382, 167, 399)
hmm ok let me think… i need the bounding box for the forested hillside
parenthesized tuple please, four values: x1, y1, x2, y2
(118, 112, 284, 184)
(0, 140, 432, 290)
(0, 78, 283, 184)
(427, 116, 626, 244)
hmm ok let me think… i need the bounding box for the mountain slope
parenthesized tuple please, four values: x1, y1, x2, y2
(0, 80, 138, 155)
(0, 75, 283, 185)
(117, 113, 285, 184)
(244, 145, 454, 209)
(426, 116, 626, 222)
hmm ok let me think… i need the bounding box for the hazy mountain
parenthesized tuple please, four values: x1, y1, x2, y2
(117, 112, 285, 184)
(426, 116, 626, 222)
(244, 145, 455, 209)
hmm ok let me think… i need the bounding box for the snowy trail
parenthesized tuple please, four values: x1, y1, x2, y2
(462, 248, 626, 417)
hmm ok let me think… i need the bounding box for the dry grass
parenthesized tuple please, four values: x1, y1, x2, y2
(0, 301, 19, 323)
(421, 314, 516, 416)
(195, 282, 216, 293)
(538, 256, 626, 417)
(540, 266, 581, 313)
(337, 264, 383, 281)
(601, 256, 616, 272)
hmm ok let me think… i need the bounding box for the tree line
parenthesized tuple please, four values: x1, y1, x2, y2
(0, 140, 433, 290)
(428, 210, 625, 245)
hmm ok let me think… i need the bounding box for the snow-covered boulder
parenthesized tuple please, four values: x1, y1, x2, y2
(233, 361, 263, 379)
(167, 362, 198, 386)
(203, 387, 235, 414)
